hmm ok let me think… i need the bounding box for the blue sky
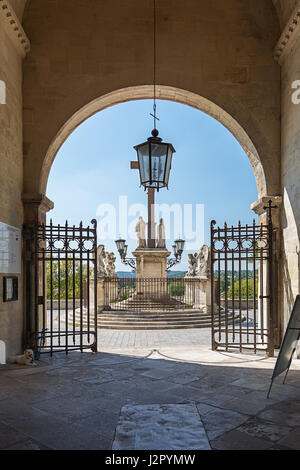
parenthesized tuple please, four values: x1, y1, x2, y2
(46, 99, 258, 271)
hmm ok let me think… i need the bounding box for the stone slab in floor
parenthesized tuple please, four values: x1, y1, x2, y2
(112, 404, 211, 450)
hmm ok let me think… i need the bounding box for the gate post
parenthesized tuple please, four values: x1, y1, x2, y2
(252, 196, 282, 356)
(23, 225, 35, 349)
(22, 194, 54, 351)
(264, 200, 279, 357)
(210, 220, 217, 350)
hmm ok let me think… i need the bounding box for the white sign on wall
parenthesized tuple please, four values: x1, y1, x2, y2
(0, 222, 21, 274)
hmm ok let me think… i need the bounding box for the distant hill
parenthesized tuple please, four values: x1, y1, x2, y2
(167, 271, 187, 278)
(116, 271, 136, 279)
(116, 271, 187, 279)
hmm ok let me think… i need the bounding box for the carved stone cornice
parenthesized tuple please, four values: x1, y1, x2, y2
(274, 1, 300, 64)
(22, 193, 54, 213)
(0, 0, 30, 57)
(251, 196, 282, 227)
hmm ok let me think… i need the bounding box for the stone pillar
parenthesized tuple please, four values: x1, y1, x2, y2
(0, 1, 30, 357)
(280, 18, 300, 354)
(273, 3, 300, 354)
(89, 275, 109, 312)
(184, 276, 212, 313)
(196, 277, 212, 313)
(251, 195, 282, 347)
(22, 193, 54, 226)
(22, 194, 54, 348)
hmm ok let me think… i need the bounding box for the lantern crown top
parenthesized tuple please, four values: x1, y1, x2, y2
(148, 128, 162, 143)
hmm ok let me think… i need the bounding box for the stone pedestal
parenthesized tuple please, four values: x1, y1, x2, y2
(184, 276, 212, 313)
(132, 248, 170, 279)
(90, 276, 118, 312)
(132, 248, 171, 298)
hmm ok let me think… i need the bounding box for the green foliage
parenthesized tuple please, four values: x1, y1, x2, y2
(168, 281, 185, 297)
(118, 286, 133, 301)
(226, 278, 258, 299)
(215, 270, 257, 295)
(46, 260, 88, 300)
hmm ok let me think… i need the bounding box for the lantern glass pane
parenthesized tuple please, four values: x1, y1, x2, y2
(175, 239, 185, 252)
(150, 143, 167, 185)
(165, 146, 173, 186)
(137, 143, 150, 184)
(115, 239, 125, 251)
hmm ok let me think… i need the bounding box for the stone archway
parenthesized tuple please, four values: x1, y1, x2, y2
(39, 85, 268, 200)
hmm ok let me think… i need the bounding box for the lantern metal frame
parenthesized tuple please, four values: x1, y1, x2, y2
(115, 238, 136, 272)
(166, 238, 186, 271)
(134, 129, 176, 192)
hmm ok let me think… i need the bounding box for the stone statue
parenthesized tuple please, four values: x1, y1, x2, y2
(156, 218, 166, 248)
(186, 253, 198, 277)
(97, 244, 107, 277)
(197, 245, 211, 278)
(105, 252, 116, 277)
(135, 216, 146, 248)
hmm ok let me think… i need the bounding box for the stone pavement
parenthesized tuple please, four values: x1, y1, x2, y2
(0, 330, 300, 450)
(98, 327, 211, 349)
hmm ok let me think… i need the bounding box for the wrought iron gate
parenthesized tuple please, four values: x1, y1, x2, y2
(210, 204, 276, 356)
(104, 277, 201, 312)
(34, 220, 98, 355)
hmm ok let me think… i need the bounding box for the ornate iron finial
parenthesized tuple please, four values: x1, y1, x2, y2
(263, 199, 278, 225)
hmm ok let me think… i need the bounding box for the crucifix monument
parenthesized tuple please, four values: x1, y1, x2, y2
(130, 170, 170, 279)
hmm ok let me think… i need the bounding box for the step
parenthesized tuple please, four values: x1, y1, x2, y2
(74, 318, 239, 326)
(97, 316, 237, 324)
(76, 316, 237, 325)
(66, 310, 241, 330)
(97, 315, 233, 322)
(99, 314, 213, 320)
(62, 320, 239, 330)
(93, 321, 239, 330)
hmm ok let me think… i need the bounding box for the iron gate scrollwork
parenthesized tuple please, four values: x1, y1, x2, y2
(34, 219, 98, 355)
(210, 203, 276, 356)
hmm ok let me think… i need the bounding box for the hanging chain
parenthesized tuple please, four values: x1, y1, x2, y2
(153, 0, 156, 127)
(150, 0, 159, 130)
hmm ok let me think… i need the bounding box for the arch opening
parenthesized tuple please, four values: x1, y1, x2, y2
(40, 85, 267, 199)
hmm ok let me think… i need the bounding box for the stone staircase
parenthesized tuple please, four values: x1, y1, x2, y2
(109, 295, 192, 312)
(72, 309, 241, 330)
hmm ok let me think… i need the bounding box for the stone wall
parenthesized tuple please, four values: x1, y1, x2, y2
(272, 0, 299, 29)
(0, 2, 25, 357)
(281, 26, 300, 328)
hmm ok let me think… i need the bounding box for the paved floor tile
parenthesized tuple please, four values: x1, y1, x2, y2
(277, 426, 300, 449)
(113, 404, 211, 450)
(200, 408, 249, 440)
(0, 421, 29, 449)
(212, 429, 274, 450)
(236, 417, 293, 443)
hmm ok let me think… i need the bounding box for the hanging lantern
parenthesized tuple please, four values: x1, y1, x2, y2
(174, 238, 185, 257)
(115, 238, 126, 258)
(134, 129, 175, 191)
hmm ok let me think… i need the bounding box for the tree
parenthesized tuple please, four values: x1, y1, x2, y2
(46, 260, 89, 300)
(168, 281, 185, 297)
(226, 278, 258, 299)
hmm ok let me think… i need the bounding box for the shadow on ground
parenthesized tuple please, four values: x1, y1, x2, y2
(0, 347, 300, 450)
